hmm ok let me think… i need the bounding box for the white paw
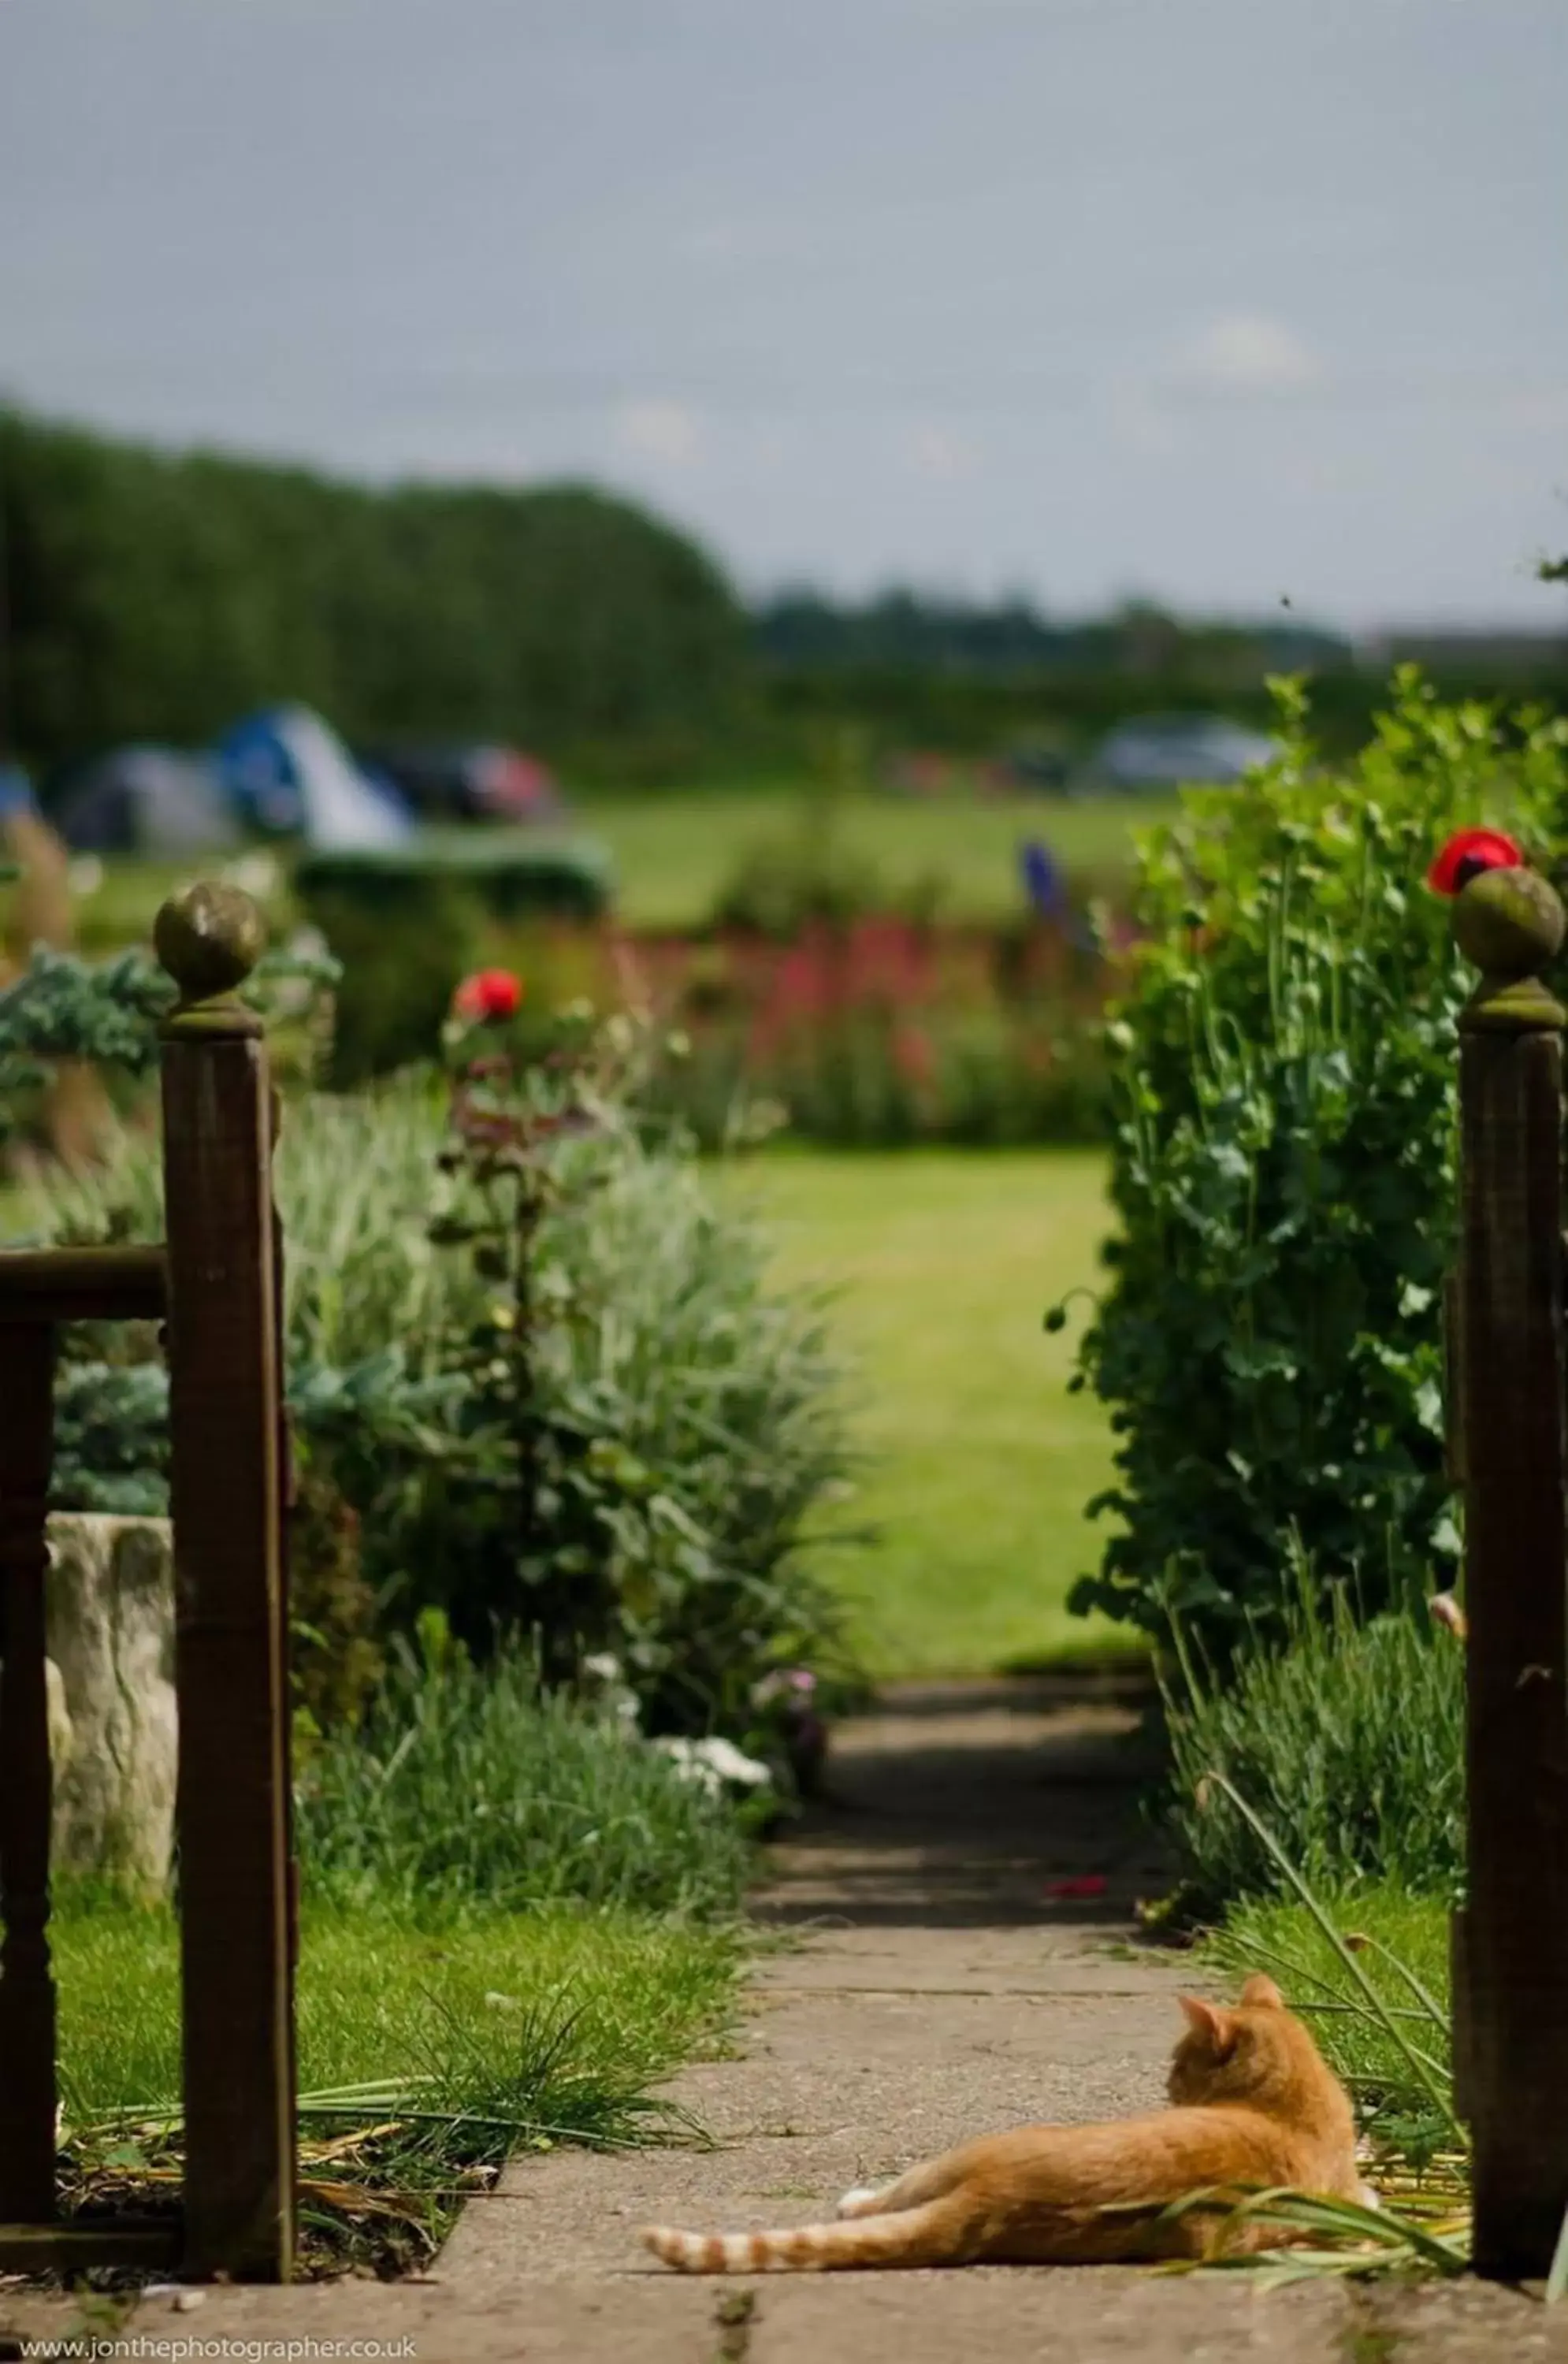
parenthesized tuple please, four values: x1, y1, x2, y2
(837, 2185, 885, 2219)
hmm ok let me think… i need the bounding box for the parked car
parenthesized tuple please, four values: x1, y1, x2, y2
(1089, 713, 1280, 792)
(1001, 743, 1072, 794)
(359, 744, 565, 825)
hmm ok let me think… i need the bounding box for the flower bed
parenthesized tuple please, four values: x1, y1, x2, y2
(471, 912, 1129, 1149)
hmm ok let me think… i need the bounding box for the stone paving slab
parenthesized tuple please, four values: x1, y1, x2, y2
(2, 1678, 1548, 2362)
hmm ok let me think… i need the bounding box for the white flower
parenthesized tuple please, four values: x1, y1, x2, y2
(652, 1735, 775, 1797)
(579, 1652, 641, 1734)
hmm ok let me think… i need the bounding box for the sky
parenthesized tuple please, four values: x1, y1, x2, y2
(2, 0, 1566, 630)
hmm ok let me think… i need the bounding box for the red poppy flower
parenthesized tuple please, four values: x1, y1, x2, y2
(1426, 829, 1524, 896)
(452, 968, 523, 1023)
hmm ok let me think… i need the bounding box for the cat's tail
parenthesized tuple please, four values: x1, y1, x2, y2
(641, 2196, 968, 2275)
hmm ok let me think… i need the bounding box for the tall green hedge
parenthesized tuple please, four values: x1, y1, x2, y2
(1063, 671, 1568, 1653)
(1, 410, 747, 771)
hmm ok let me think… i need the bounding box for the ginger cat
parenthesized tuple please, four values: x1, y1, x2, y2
(642, 1974, 1362, 2273)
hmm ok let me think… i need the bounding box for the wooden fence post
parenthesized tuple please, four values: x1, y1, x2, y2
(155, 883, 295, 2281)
(0, 1322, 59, 2225)
(1451, 860, 1568, 2280)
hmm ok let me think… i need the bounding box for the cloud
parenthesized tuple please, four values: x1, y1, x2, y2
(1169, 312, 1326, 396)
(902, 422, 979, 481)
(612, 400, 703, 466)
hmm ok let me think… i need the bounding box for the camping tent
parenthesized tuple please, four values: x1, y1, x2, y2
(214, 706, 414, 851)
(48, 747, 241, 855)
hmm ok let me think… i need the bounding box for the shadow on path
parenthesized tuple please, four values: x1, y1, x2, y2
(754, 1675, 1173, 1934)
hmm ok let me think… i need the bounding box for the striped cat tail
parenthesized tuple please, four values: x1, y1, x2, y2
(641, 2197, 967, 2274)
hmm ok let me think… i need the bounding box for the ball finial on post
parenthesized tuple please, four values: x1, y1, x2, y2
(1452, 865, 1566, 1032)
(154, 883, 267, 1020)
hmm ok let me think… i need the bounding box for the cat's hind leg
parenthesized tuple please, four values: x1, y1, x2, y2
(838, 2154, 964, 2220)
(836, 2187, 890, 2220)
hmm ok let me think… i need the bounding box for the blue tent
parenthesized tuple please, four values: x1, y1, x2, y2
(214, 706, 414, 850)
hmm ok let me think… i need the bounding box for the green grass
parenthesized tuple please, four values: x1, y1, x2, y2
(55, 1901, 740, 2135)
(1208, 1886, 1453, 2165)
(54, 1899, 742, 2266)
(60, 786, 1161, 946)
(720, 1146, 1132, 1678)
(46, 1639, 757, 2266)
(573, 783, 1162, 929)
(1162, 1575, 1465, 1916)
(299, 1637, 755, 1921)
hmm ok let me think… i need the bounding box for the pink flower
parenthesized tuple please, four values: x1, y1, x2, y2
(453, 968, 523, 1023)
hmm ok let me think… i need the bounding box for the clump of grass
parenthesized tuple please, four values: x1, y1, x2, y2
(1161, 1556, 1463, 1916)
(297, 1634, 755, 1922)
(1186, 1800, 1471, 2288)
(1209, 1883, 1455, 2169)
(54, 1902, 743, 2273)
(46, 1637, 756, 2275)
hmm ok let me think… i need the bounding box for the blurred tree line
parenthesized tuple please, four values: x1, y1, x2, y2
(0, 408, 749, 773)
(754, 587, 1351, 678)
(2, 407, 1562, 786)
(752, 590, 1567, 765)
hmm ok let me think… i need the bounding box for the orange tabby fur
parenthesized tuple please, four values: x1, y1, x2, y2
(641, 1974, 1361, 2273)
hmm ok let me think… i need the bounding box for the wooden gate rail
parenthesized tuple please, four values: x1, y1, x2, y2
(0, 883, 296, 2282)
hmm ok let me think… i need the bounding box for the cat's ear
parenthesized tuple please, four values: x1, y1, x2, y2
(1239, 1974, 1284, 2010)
(1177, 1994, 1237, 2057)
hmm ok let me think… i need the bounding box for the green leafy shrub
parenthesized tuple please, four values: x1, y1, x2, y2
(0, 933, 338, 1143)
(1065, 671, 1568, 1650)
(297, 1630, 752, 1920)
(392, 1004, 858, 1735)
(288, 1456, 385, 1734)
(50, 1362, 167, 1514)
(24, 1064, 856, 1743)
(294, 836, 614, 1085)
(1161, 1561, 1465, 1916)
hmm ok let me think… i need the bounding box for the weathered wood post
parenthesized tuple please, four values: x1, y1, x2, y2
(0, 1321, 60, 2225)
(1450, 858, 1568, 2280)
(155, 883, 296, 2281)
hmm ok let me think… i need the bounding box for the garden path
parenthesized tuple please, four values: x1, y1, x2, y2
(9, 1679, 1560, 2361)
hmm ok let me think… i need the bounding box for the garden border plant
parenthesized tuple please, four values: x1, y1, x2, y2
(1054, 667, 1568, 1656)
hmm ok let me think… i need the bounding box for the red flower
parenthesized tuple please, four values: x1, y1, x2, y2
(453, 968, 523, 1023)
(1426, 829, 1524, 897)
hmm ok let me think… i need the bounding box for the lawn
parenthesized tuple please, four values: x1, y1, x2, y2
(56, 1903, 740, 2137)
(723, 1145, 1135, 1678)
(572, 783, 1164, 929)
(61, 785, 1163, 949)
(53, 1901, 741, 2266)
